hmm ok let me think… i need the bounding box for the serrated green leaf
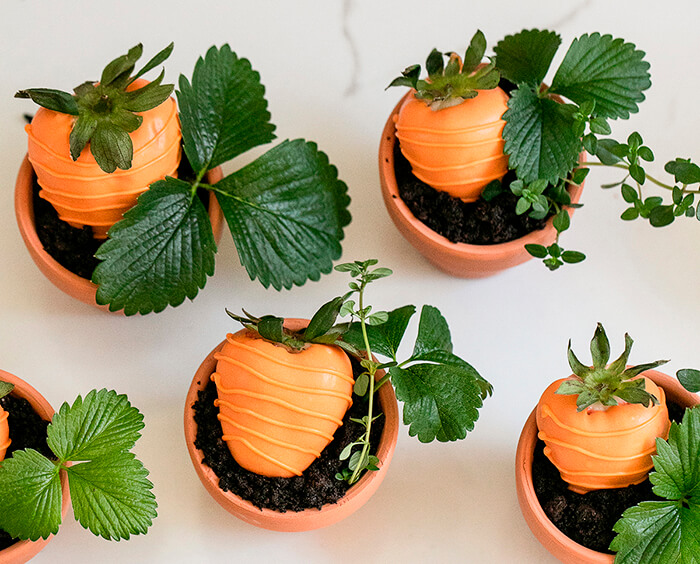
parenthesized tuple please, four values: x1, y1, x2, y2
(67, 452, 157, 540)
(214, 139, 350, 291)
(90, 121, 133, 173)
(611, 408, 700, 563)
(0, 449, 62, 541)
(0, 381, 14, 400)
(493, 29, 561, 85)
(93, 177, 217, 315)
(178, 44, 276, 173)
(410, 349, 492, 399)
(47, 389, 144, 462)
(503, 84, 581, 184)
(390, 363, 483, 442)
(412, 305, 452, 358)
(678, 369, 700, 393)
(15, 88, 79, 115)
(342, 305, 416, 359)
(551, 33, 651, 119)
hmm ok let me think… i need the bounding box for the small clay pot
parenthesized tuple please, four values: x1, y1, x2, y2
(184, 320, 400, 532)
(14, 155, 225, 310)
(515, 370, 699, 564)
(0, 369, 70, 564)
(379, 91, 585, 278)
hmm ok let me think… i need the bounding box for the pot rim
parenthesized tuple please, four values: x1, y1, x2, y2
(379, 90, 586, 258)
(14, 154, 224, 311)
(0, 369, 70, 564)
(183, 321, 400, 532)
(515, 369, 700, 564)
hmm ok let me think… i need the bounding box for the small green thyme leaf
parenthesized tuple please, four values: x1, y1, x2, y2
(0, 381, 14, 400)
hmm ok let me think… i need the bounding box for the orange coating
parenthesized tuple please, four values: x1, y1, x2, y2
(0, 405, 9, 462)
(212, 329, 354, 478)
(536, 377, 670, 494)
(394, 87, 509, 201)
(25, 79, 181, 238)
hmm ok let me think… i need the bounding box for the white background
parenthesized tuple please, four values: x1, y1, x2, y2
(1, 1, 699, 562)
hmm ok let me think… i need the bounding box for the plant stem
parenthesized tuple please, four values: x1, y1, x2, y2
(349, 276, 377, 485)
(580, 161, 700, 193)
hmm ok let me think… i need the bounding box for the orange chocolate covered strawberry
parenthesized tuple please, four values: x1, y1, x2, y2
(212, 325, 354, 478)
(0, 382, 13, 461)
(389, 31, 508, 202)
(536, 324, 670, 493)
(18, 43, 179, 238)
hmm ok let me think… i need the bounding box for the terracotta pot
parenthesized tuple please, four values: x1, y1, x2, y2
(0, 370, 70, 564)
(379, 91, 585, 278)
(184, 320, 400, 532)
(515, 370, 699, 564)
(15, 155, 225, 310)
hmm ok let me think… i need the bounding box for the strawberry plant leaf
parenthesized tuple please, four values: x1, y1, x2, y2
(343, 305, 417, 359)
(177, 44, 276, 174)
(0, 449, 62, 541)
(47, 389, 144, 462)
(67, 452, 157, 540)
(410, 349, 492, 398)
(389, 362, 483, 442)
(503, 84, 581, 184)
(551, 33, 651, 120)
(494, 29, 561, 85)
(610, 408, 700, 563)
(678, 369, 700, 393)
(213, 139, 350, 290)
(412, 305, 452, 357)
(93, 177, 217, 315)
(0, 381, 14, 399)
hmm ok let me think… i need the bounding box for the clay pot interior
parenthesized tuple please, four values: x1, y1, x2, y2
(379, 91, 585, 278)
(0, 369, 70, 564)
(14, 155, 224, 311)
(515, 370, 699, 564)
(184, 323, 400, 532)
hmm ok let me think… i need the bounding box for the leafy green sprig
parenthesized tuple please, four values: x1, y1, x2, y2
(557, 323, 668, 411)
(387, 30, 500, 110)
(226, 259, 492, 485)
(18, 43, 351, 314)
(0, 382, 13, 400)
(491, 29, 700, 269)
(0, 388, 156, 541)
(16, 43, 175, 173)
(610, 406, 700, 563)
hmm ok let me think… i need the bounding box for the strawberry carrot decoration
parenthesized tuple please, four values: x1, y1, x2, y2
(536, 324, 670, 493)
(17, 43, 179, 238)
(0, 382, 11, 462)
(388, 30, 508, 202)
(212, 325, 354, 478)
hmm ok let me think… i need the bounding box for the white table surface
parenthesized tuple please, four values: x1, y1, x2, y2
(1, 1, 699, 562)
